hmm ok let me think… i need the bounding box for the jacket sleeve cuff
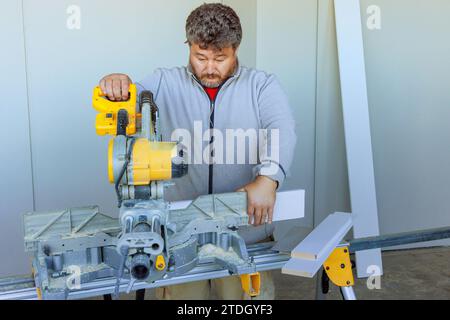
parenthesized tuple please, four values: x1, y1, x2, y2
(253, 161, 286, 190)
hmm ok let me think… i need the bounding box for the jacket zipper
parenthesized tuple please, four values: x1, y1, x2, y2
(191, 76, 232, 195)
(208, 99, 215, 194)
(207, 85, 222, 195)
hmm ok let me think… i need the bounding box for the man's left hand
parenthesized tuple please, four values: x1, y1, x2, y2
(236, 176, 277, 226)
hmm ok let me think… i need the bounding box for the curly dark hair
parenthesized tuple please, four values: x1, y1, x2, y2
(186, 3, 242, 50)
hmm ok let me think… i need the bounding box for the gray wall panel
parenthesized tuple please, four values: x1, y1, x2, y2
(0, 0, 34, 277)
(361, 0, 450, 246)
(224, 0, 257, 68)
(256, 0, 318, 234)
(315, 0, 351, 227)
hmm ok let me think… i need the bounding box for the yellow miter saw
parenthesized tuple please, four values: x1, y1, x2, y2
(92, 84, 191, 295)
(92, 84, 187, 206)
(23, 84, 259, 299)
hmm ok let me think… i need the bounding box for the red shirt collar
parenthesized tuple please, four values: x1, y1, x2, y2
(203, 86, 219, 101)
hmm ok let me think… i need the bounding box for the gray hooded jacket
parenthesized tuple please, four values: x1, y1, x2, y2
(136, 63, 297, 202)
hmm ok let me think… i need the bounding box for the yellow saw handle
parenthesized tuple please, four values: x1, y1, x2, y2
(92, 84, 138, 136)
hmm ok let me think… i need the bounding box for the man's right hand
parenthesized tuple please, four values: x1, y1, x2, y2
(99, 73, 132, 101)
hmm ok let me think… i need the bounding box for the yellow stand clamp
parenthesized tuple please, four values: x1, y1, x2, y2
(323, 246, 354, 287)
(155, 255, 166, 271)
(31, 265, 42, 300)
(240, 272, 261, 298)
(92, 84, 138, 136)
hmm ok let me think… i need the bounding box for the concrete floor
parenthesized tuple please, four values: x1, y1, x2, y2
(113, 246, 449, 300)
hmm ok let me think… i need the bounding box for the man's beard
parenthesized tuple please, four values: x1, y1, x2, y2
(199, 75, 222, 88)
(195, 61, 237, 88)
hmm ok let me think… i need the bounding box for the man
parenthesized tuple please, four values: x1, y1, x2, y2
(99, 3, 296, 299)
